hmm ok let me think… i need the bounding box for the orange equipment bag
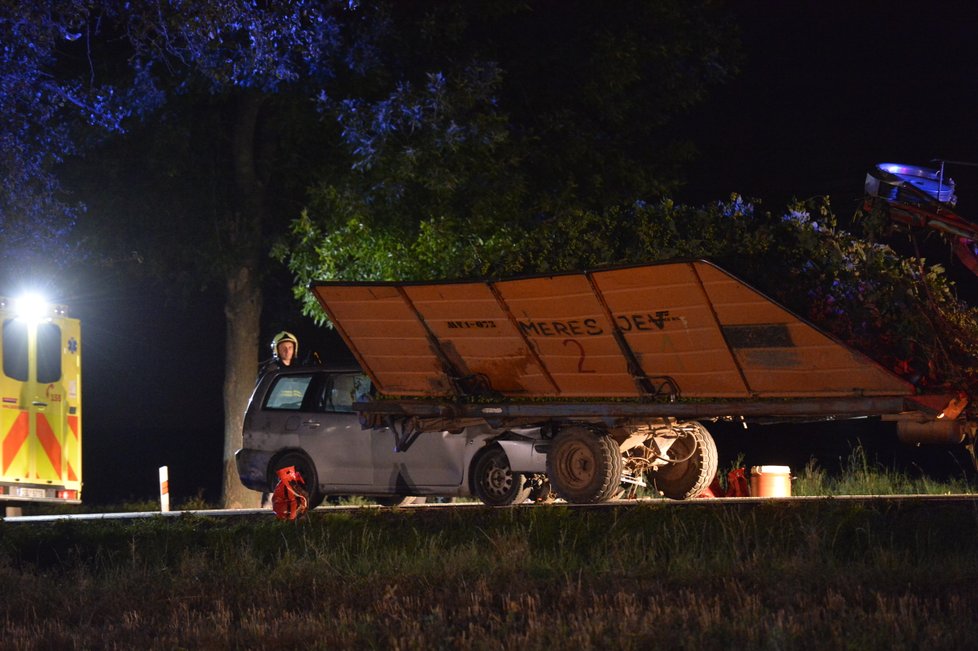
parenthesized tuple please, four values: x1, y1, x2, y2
(700, 467, 750, 498)
(272, 465, 309, 520)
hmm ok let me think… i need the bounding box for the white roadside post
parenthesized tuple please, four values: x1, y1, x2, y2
(159, 466, 170, 512)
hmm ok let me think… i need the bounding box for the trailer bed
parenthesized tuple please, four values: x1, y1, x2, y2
(312, 260, 938, 423)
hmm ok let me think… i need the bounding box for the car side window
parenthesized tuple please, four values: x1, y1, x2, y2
(315, 373, 372, 413)
(265, 374, 314, 410)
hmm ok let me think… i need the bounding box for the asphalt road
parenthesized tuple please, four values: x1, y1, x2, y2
(4, 493, 977, 524)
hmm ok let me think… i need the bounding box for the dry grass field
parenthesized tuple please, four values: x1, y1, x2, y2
(2, 487, 978, 650)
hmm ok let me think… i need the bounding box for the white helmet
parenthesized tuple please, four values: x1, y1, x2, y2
(271, 331, 298, 361)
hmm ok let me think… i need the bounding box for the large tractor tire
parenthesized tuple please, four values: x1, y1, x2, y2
(547, 427, 623, 504)
(651, 421, 718, 500)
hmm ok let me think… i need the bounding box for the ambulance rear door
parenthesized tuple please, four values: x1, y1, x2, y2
(0, 305, 82, 503)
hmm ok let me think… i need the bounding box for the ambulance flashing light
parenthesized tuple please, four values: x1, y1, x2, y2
(3, 293, 68, 322)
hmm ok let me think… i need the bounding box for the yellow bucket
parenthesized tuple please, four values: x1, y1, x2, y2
(750, 465, 792, 497)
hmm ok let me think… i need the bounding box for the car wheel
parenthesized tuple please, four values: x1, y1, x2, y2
(270, 452, 325, 510)
(472, 445, 531, 506)
(546, 427, 623, 504)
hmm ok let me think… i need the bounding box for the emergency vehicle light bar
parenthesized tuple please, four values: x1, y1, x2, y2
(1, 294, 68, 322)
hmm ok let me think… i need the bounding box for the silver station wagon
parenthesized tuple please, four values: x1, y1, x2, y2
(235, 367, 550, 507)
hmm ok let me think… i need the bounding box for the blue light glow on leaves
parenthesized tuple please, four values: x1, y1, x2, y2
(0, 0, 347, 275)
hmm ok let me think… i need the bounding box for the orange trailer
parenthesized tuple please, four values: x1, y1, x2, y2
(311, 260, 971, 502)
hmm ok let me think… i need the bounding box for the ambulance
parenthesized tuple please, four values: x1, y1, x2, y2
(0, 294, 82, 504)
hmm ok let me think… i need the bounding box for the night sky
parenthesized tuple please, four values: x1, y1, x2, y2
(682, 1, 978, 211)
(73, 2, 978, 506)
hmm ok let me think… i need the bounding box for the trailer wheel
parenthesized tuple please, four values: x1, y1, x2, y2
(270, 452, 325, 510)
(471, 445, 532, 506)
(651, 422, 718, 500)
(547, 427, 623, 504)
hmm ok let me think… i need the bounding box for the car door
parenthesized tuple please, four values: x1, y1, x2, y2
(262, 371, 367, 486)
(265, 370, 469, 492)
(367, 427, 468, 491)
(316, 372, 468, 491)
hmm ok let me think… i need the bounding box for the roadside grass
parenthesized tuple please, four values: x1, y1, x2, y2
(2, 444, 975, 647)
(793, 443, 976, 496)
(2, 489, 978, 648)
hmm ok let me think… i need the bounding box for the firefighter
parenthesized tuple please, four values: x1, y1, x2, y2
(258, 330, 300, 509)
(260, 331, 299, 376)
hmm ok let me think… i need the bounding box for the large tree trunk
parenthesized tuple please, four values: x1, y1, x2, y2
(221, 92, 266, 508)
(222, 264, 263, 508)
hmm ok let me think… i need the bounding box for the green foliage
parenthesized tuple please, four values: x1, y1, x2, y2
(330, 1, 740, 211)
(284, 193, 978, 404)
(279, 0, 742, 319)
